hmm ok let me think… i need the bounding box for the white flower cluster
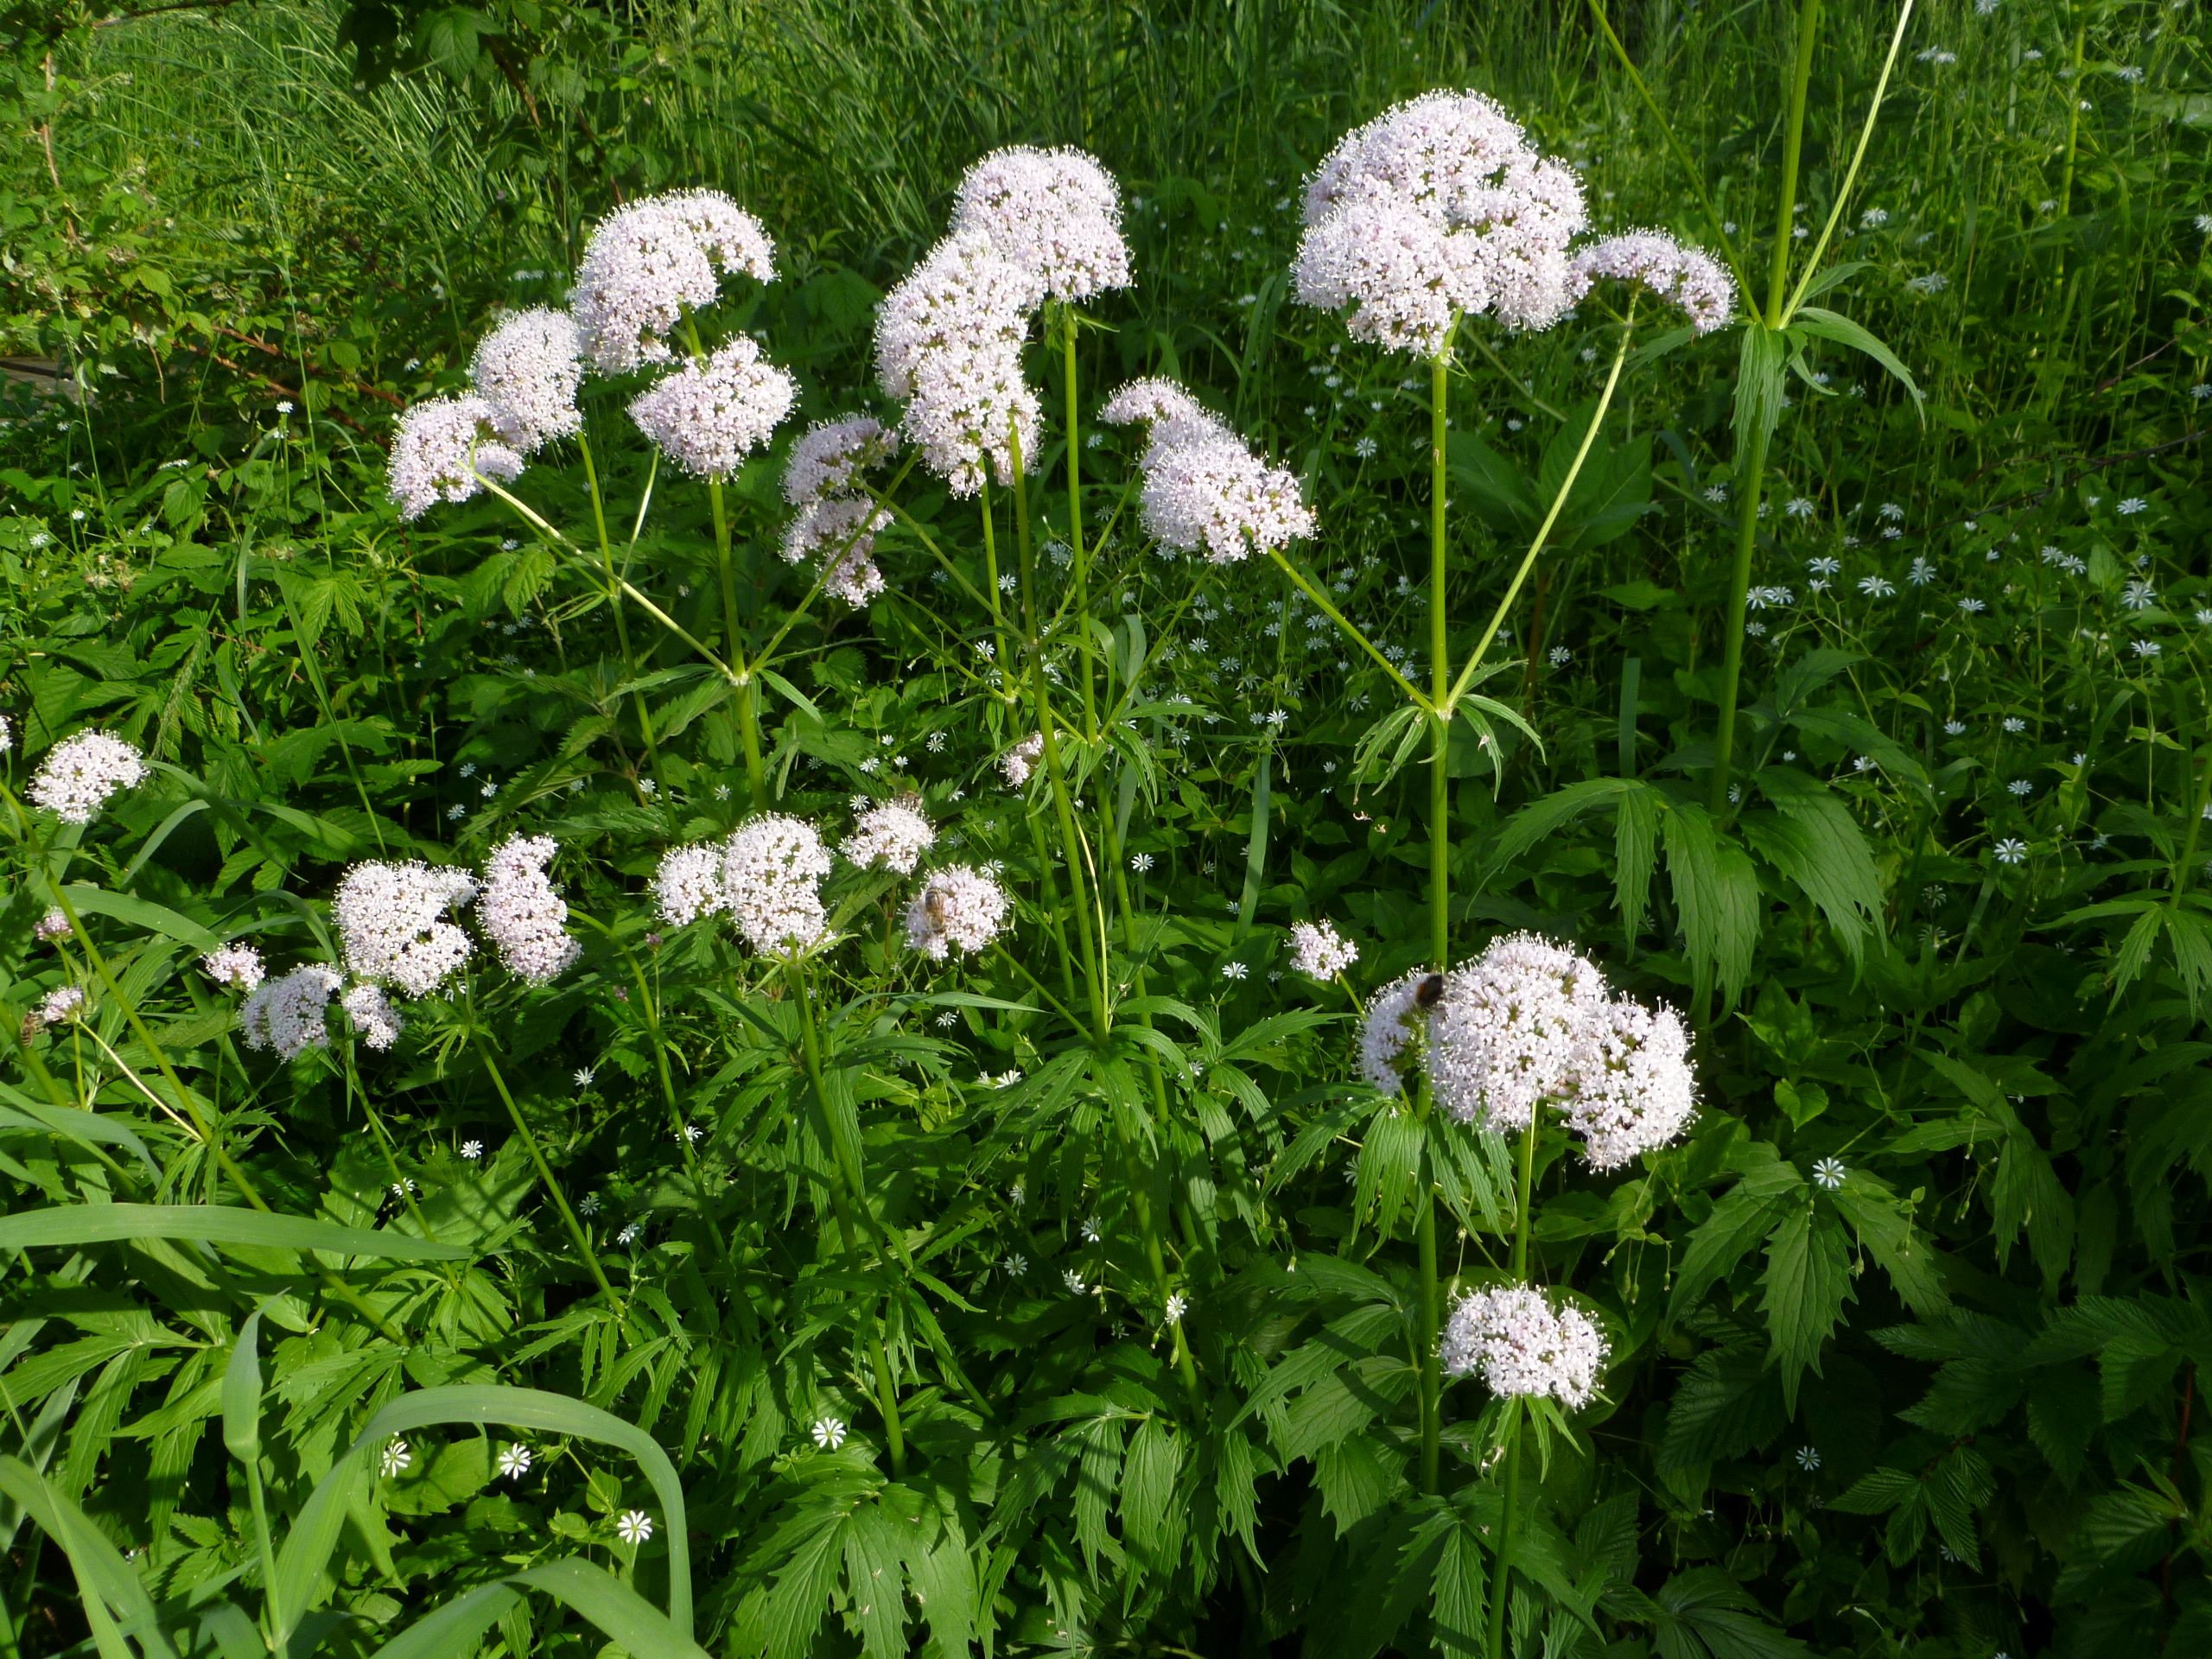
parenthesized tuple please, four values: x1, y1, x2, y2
(653, 842, 729, 928)
(1295, 91, 1588, 355)
(844, 798, 936, 874)
(480, 835, 581, 985)
(628, 337, 796, 480)
(781, 417, 899, 607)
(999, 731, 1046, 788)
(468, 308, 585, 452)
(1428, 933, 1609, 1133)
(1289, 920, 1358, 979)
(341, 982, 406, 1051)
(29, 731, 146, 824)
(904, 864, 1010, 959)
(387, 396, 524, 520)
(334, 861, 478, 998)
(875, 230, 1040, 496)
(1099, 377, 1313, 563)
(570, 188, 777, 373)
(1440, 1284, 1606, 1408)
(239, 964, 343, 1060)
(200, 944, 265, 994)
(1358, 933, 1695, 1168)
(35, 909, 71, 944)
(0, 714, 10, 752)
(1566, 232, 1734, 334)
(1559, 997, 1698, 1169)
(719, 815, 834, 954)
(1359, 969, 1434, 1093)
(950, 146, 1132, 304)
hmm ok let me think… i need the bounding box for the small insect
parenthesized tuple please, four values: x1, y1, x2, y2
(1414, 975, 1446, 1010)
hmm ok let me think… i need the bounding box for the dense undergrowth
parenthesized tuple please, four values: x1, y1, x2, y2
(4, 3, 2212, 1657)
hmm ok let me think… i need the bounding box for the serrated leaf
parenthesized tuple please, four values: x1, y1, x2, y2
(1758, 1202, 1853, 1413)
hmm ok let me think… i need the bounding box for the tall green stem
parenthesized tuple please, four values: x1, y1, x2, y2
(785, 958, 906, 1476)
(474, 1033, 616, 1302)
(1710, 0, 1820, 815)
(1012, 424, 1196, 1398)
(1430, 354, 1452, 972)
(1486, 1118, 1541, 1659)
(578, 433, 657, 768)
(1416, 353, 1453, 1496)
(1415, 1090, 1442, 1496)
(1063, 306, 1098, 741)
(1013, 432, 1108, 1038)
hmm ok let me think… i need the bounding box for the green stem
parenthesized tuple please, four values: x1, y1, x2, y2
(1442, 311, 1637, 714)
(1487, 1118, 1541, 1659)
(1710, 0, 1818, 817)
(579, 433, 658, 767)
(1416, 1084, 1442, 1497)
(736, 676, 765, 805)
(980, 479, 1011, 689)
(785, 958, 906, 1477)
(1063, 305, 1098, 741)
(473, 1032, 616, 1302)
(1012, 428, 1108, 1039)
(1765, 0, 1823, 325)
(1486, 1398, 1524, 1659)
(1430, 354, 1452, 975)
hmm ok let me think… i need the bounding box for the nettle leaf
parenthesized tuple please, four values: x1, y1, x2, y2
(1757, 1200, 1853, 1414)
(1659, 1344, 1788, 1472)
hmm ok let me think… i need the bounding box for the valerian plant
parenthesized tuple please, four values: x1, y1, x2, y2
(9, 3, 2212, 1656)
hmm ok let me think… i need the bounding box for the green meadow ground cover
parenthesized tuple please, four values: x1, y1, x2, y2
(3, 2, 2212, 1656)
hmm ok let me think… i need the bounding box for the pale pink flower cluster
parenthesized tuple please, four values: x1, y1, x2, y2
(30, 986, 86, 1031)
(844, 798, 935, 874)
(1099, 377, 1313, 563)
(1441, 1284, 1606, 1408)
(874, 230, 1040, 496)
(905, 865, 1010, 960)
(652, 843, 728, 928)
(35, 909, 71, 944)
(480, 835, 581, 985)
(1566, 232, 1734, 334)
(721, 815, 834, 954)
(387, 396, 524, 520)
(469, 308, 585, 451)
(240, 964, 342, 1060)
(29, 731, 146, 824)
(1429, 933, 1608, 1132)
(341, 982, 405, 1051)
(200, 944, 265, 993)
(1359, 969, 1433, 1094)
(784, 416, 899, 505)
(1296, 91, 1588, 354)
(999, 731, 1046, 788)
(781, 418, 899, 607)
(333, 861, 478, 998)
(627, 337, 796, 480)
(951, 147, 1132, 304)
(570, 189, 776, 373)
(1558, 998, 1696, 1169)
(0, 714, 10, 752)
(1289, 920, 1358, 979)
